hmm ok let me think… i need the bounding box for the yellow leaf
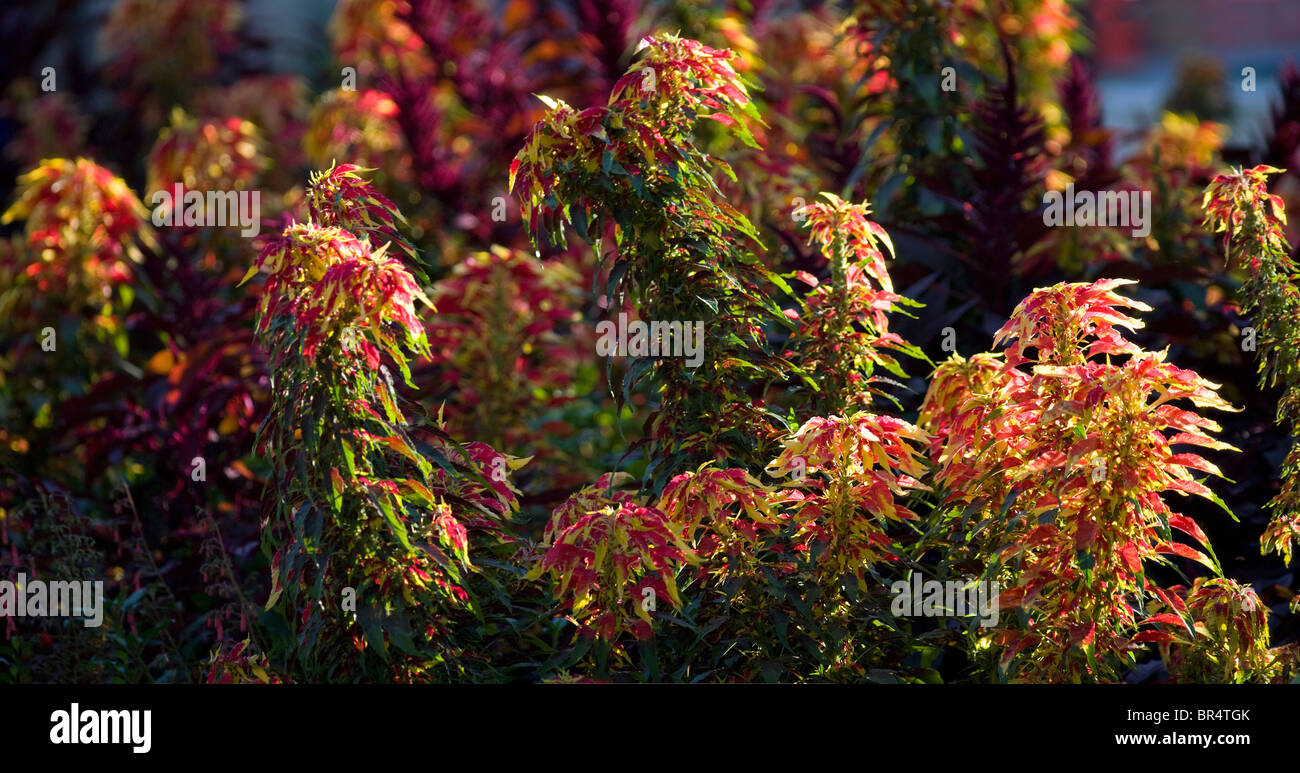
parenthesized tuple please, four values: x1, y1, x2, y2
(265, 570, 283, 610)
(663, 570, 683, 607)
(237, 263, 260, 287)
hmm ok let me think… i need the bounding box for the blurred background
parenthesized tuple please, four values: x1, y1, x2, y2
(1090, 0, 1300, 152)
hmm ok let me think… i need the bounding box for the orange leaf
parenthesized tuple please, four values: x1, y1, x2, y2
(147, 348, 175, 375)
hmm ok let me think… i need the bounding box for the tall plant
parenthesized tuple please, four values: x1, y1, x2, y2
(511, 34, 800, 488)
(1202, 165, 1300, 566)
(1, 158, 155, 476)
(787, 193, 925, 417)
(921, 279, 1249, 682)
(246, 165, 515, 681)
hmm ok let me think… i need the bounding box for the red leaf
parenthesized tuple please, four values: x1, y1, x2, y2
(792, 270, 819, 288)
(997, 585, 1027, 609)
(1155, 541, 1215, 570)
(1067, 436, 1102, 462)
(1142, 613, 1185, 627)
(1027, 450, 1068, 472)
(1075, 519, 1099, 551)
(1131, 630, 1177, 644)
(1166, 478, 1212, 497)
(1168, 514, 1210, 548)
(1155, 586, 1188, 614)
(1119, 541, 1142, 574)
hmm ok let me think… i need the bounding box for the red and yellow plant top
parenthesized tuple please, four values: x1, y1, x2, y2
(426, 245, 585, 447)
(1185, 579, 1268, 649)
(510, 33, 761, 239)
(920, 351, 1030, 498)
(539, 472, 636, 541)
(2, 157, 153, 294)
(529, 475, 698, 641)
(311, 245, 429, 359)
(306, 162, 411, 257)
(992, 277, 1150, 367)
(1203, 165, 1300, 565)
(608, 35, 761, 142)
(766, 412, 930, 584)
(787, 194, 924, 414)
(246, 166, 514, 677)
(1203, 164, 1291, 273)
(1148, 578, 1292, 683)
(657, 464, 781, 577)
(508, 96, 601, 234)
(923, 278, 1242, 681)
(512, 33, 792, 475)
(249, 221, 432, 368)
(798, 192, 895, 293)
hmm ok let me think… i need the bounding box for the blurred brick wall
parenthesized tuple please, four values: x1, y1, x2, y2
(1091, 0, 1300, 72)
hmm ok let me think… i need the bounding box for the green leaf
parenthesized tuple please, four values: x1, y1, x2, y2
(384, 609, 418, 656)
(1204, 489, 1240, 522)
(376, 494, 412, 551)
(571, 204, 590, 243)
(357, 599, 389, 661)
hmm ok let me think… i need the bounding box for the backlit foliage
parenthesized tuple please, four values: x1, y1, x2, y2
(787, 193, 925, 415)
(1152, 578, 1296, 684)
(527, 475, 696, 642)
(426, 245, 586, 449)
(0, 159, 155, 464)
(512, 33, 799, 485)
(657, 464, 780, 579)
(1202, 165, 1300, 566)
(921, 279, 1257, 682)
(247, 165, 517, 680)
(6, 0, 1300, 687)
(767, 413, 929, 589)
(3, 157, 152, 300)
